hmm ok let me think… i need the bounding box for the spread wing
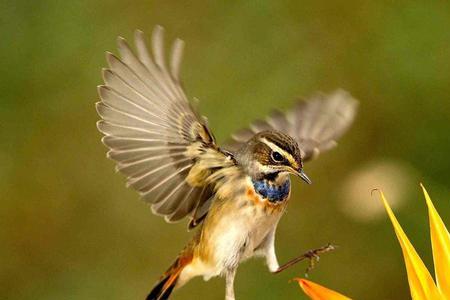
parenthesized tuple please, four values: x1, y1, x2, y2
(96, 26, 231, 224)
(226, 90, 358, 161)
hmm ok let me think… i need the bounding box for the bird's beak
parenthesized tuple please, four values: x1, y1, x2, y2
(295, 169, 312, 184)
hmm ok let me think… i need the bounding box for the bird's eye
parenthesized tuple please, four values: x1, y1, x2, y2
(271, 151, 284, 162)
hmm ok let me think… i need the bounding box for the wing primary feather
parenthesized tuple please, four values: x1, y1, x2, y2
(129, 30, 203, 140)
(134, 30, 153, 70)
(117, 34, 184, 106)
(106, 51, 179, 112)
(133, 30, 177, 103)
(102, 136, 186, 145)
(102, 68, 191, 131)
(96, 100, 180, 137)
(109, 145, 187, 157)
(149, 26, 187, 105)
(141, 163, 193, 196)
(116, 36, 176, 101)
(150, 26, 186, 102)
(166, 186, 197, 223)
(127, 157, 192, 186)
(97, 85, 178, 129)
(102, 68, 174, 119)
(150, 26, 190, 110)
(151, 25, 167, 72)
(104, 54, 198, 142)
(170, 38, 184, 83)
(152, 180, 187, 210)
(97, 121, 183, 141)
(115, 151, 186, 170)
(96, 102, 182, 136)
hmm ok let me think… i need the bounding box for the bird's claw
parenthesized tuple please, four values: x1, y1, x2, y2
(303, 243, 336, 277)
(273, 243, 337, 275)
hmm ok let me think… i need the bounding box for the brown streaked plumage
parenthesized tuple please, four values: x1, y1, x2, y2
(96, 25, 358, 300)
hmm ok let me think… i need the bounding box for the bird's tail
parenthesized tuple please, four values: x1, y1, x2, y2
(146, 253, 193, 300)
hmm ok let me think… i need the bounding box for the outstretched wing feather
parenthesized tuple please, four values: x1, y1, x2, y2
(226, 90, 358, 161)
(96, 26, 224, 224)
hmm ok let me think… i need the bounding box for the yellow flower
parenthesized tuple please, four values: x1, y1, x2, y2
(422, 185, 450, 299)
(297, 184, 450, 300)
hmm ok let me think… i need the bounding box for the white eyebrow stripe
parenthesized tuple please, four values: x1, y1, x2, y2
(259, 137, 297, 166)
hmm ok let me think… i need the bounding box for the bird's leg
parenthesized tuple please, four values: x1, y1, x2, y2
(273, 243, 336, 276)
(225, 268, 237, 300)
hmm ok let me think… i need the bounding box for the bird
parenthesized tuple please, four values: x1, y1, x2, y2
(96, 25, 358, 300)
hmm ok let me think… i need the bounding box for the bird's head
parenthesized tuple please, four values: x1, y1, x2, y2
(234, 130, 311, 184)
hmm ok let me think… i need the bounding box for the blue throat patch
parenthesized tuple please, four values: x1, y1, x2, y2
(252, 178, 291, 203)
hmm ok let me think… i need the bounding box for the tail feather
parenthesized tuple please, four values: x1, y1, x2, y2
(146, 273, 178, 300)
(146, 254, 193, 300)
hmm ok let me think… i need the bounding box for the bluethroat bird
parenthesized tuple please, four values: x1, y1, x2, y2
(96, 26, 358, 300)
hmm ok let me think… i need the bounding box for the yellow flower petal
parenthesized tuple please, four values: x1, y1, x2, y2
(294, 278, 352, 300)
(378, 190, 442, 300)
(421, 184, 450, 299)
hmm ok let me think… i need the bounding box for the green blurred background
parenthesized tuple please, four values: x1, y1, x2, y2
(2, 1, 450, 299)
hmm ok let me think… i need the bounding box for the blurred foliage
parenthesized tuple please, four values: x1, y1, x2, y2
(1, 1, 450, 299)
